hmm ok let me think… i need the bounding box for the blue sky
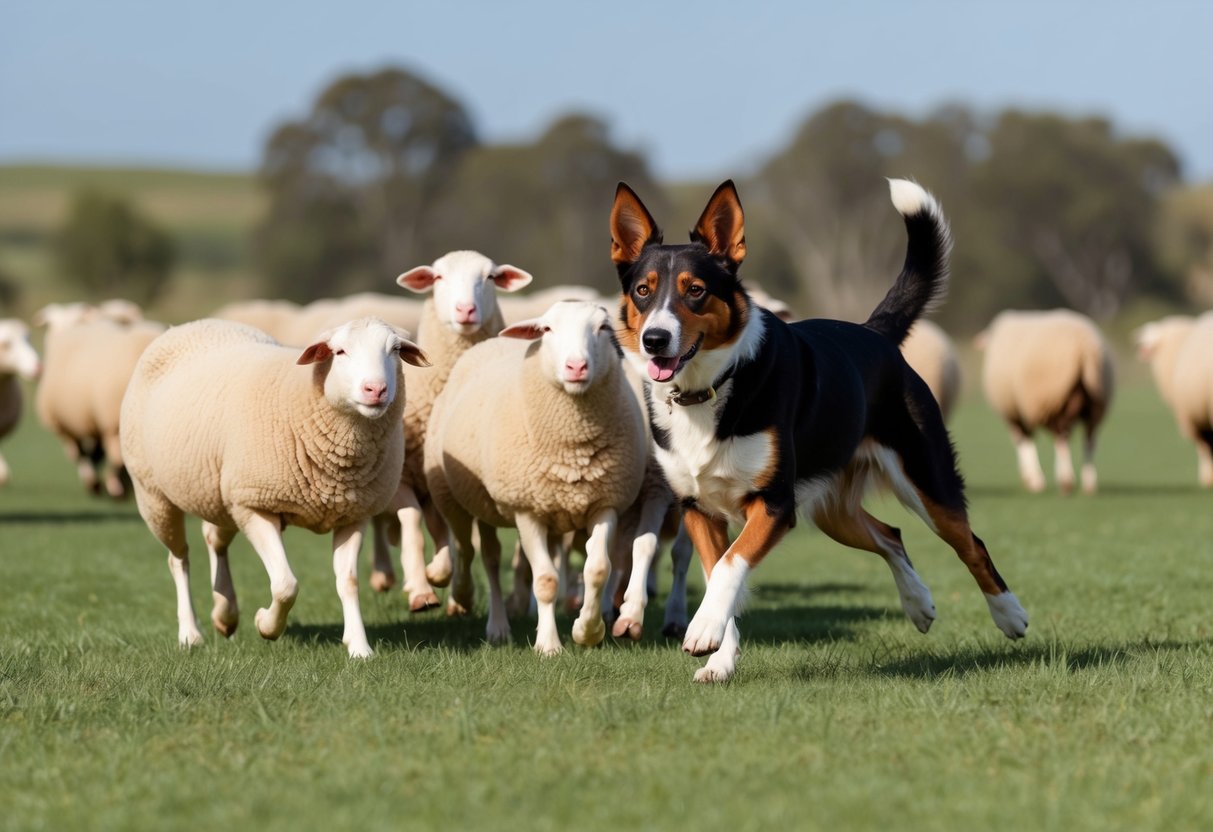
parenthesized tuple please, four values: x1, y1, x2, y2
(3, 0, 1211, 181)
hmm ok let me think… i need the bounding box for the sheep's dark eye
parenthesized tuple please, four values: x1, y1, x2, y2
(635, 284, 650, 297)
(333, 348, 346, 356)
(687, 284, 705, 298)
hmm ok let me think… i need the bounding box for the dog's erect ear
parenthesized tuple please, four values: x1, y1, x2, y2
(610, 182, 661, 268)
(691, 180, 747, 269)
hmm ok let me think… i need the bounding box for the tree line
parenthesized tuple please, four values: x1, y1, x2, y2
(57, 66, 1213, 330)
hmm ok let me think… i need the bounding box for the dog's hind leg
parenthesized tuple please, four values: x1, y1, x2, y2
(812, 504, 936, 633)
(874, 405, 1028, 640)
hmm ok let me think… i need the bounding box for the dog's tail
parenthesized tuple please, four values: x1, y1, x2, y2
(864, 179, 953, 346)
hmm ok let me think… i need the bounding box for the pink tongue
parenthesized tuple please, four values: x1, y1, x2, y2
(648, 357, 678, 382)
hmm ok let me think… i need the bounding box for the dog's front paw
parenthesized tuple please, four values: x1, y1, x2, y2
(682, 610, 726, 656)
(986, 591, 1028, 639)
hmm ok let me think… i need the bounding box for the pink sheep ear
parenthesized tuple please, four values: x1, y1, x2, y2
(396, 337, 431, 367)
(397, 266, 439, 293)
(499, 319, 548, 340)
(297, 340, 333, 365)
(489, 264, 533, 293)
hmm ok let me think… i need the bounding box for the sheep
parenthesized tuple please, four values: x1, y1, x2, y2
(901, 319, 962, 421)
(498, 284, 602, 324)
(34, 305, 166, 497)
(0, 319, 42, 486)
(369, 250, 533, 614)
(211, 299, 303, 343)
(978, 309, 1115, 494)
(424, 301, 646, 654)
(120, 317, 429, 656)
(96, 298, 145, 325)
(1136, 313, 1213, 486)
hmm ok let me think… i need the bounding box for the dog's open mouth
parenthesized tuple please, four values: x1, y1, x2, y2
(647, 335, 702, 382)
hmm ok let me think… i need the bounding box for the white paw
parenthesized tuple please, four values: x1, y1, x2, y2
(571, 615, 605, 647)
(693, 649, 738, 683)
(986, 591, 1028, 639)
(254, 607, 285, 640)
(533, 633, 563, 657)
(178, 626, 204, 648)
(346, 642, 374, 659)
(682, 609, 726, 656)
(900, 586, 937, 634)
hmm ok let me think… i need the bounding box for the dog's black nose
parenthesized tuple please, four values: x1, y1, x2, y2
(642, 328, 671, 354)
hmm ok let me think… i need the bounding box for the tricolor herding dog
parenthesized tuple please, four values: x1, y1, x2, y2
(610, 178, 1028, 683)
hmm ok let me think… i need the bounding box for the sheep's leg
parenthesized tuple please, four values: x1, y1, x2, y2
(0, 450, 9, 487)
(1011, 427, 1046, 493)
(515, 512, 561, 656)
(1081, 426, 1101, 495)
(240, 510, 299, 641)
(812, 504, 936, 634)
(662, 518, 693, 639)
(505, 542, 533, 618)
(444, 508, 476, 618)
(203, 521, 240, 637)
(369, 513, 396, 593)
(62, 438, 98, 493)
(572, 509, 616, 647)
(392, 486, 440, 610)
(100, 431, 126, 499)
(1196, 430, 1213, 488)
(613, 498, 667, 641)
(478, 520, 511, 644)
(1053, 432, 1076, 494)
(141, 494, 202, 647)
(333, 523, 372, 658)
(423, 498, 453, 589)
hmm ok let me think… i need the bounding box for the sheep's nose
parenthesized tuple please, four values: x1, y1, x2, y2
(362, 381, 388, 404)
(642, 328, 671, 354)
(454, 302, 478, 324)
(563, 359, 588, 382)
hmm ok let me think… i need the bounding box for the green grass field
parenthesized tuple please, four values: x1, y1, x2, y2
(2, 381, 1211, 832)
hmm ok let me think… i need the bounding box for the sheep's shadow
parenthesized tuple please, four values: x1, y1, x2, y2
(0, 508, 142, 525)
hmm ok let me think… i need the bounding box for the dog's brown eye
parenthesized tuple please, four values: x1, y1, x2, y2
(687, 284, 705, 298)
(635, 285, 650, 297)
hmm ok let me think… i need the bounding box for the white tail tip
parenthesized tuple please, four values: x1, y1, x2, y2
(887, 178, 935, 217)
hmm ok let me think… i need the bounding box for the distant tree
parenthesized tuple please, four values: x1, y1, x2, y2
(254, 67, 478, 301)
(975, 112, 1181, 320)
(424, 113, 665, 295)
(1156, 183, 1213, 307)
(56, 190, 176, 304)
(0, 263, 20, 311)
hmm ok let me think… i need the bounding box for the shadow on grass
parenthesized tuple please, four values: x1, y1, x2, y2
(870, 636, 1204, 680)
(0, 509, 142, 525)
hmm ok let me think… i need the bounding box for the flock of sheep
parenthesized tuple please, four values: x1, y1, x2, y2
(2, 254, 1212, 664)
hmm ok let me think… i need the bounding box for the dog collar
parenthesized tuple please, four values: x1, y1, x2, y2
(666, 386, 716, 411)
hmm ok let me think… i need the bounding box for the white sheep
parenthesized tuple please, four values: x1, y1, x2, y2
(120, 317, 429, 657)
(0, 319, 42, 486)
(425, 301, 646, 654)
(1136, 313, 1213, 486)
(211, 299, 303, 343)
(978, 309, 1115, 494)
(370, 250, 533, 614)
(497, 284, 602, 325)
(901, 319, 961, 421)
(34, 304, 166, 497)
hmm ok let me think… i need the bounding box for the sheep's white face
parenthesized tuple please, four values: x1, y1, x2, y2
(1134, 316, 1194, 362)
(34, 302, 97, 333)
(501, 301, 617, 396)
(298, 318, 429, 419)
(0, 320, 40, 380)
(396, 250, 532, 335)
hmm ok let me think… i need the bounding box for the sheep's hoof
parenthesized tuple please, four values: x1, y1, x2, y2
(211, 612, 239, 638)
(346, 643, 374, 659)
(533, 639, 563, 657)
(425, 561, 452, 587)
(369, 570, 396, 593)
(572, 616, 605, 647)
(445, 598, 470, 617)
(505, 592, 531, 618)
(661, 621, 687, 639)
(1058, 480, 1075, 496)
(254, 608, 284, 640)
(611, 616, 643, 642)
(485, 620, 511, 645)
(408, 591, 440, 612)
(178, 629, 204, 648)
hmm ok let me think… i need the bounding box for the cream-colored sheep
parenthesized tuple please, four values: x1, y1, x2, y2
(34, 305, 166, 497)
(901, 319, 961, 421)
(0, 319, 42, 486)
(498, 284, 602, 324)
(96, 298, 145, 325)
(425, 301, 646, 654)
(1137, 313, 1213, 486)
(120, 317, 428, 657)
(979, 309, 1115, 494)
(283, 293, 425, 346)
(211, 299, 303, 343)
(369, 250, 533, 614)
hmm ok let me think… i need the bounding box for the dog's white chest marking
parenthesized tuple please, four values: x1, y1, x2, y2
(653, 391, 772, 524)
